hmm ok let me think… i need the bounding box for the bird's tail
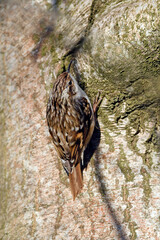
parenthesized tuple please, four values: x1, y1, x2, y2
(69, 162, 83, 200)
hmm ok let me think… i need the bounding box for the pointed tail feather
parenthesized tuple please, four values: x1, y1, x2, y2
(69, 162, 83, 200)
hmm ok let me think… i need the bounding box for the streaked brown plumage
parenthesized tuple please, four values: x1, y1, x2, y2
(46, 60, 100, 200)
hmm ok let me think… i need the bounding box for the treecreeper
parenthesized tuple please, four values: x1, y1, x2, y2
(46, 60, 102, 200)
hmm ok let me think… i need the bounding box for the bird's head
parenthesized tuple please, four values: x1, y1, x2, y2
(57, 60, 79, 98)
(57, 72, 77, 99)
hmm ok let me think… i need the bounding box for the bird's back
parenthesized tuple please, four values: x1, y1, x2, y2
(46, 71, 95, 199)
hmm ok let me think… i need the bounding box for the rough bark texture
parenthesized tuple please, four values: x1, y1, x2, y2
(0, 0, 160, 239)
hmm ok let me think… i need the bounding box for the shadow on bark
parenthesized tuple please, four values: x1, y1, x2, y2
(94, 148, 128, 240)
(83, 119, 128, 239)
(31, 26, 53, 58)
(82, 119, 101, 171)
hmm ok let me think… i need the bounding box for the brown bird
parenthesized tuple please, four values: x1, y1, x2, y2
(46, 60, 101, 200)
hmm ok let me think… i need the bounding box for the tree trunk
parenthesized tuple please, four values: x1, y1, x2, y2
(0, 0, 160, 239)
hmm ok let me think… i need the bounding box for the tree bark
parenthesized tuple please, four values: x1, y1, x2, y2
(0, 0, 160, 239)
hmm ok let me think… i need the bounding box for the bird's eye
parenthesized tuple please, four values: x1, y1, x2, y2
(66, 80, 73, 89)
(69, 80, 72, 85)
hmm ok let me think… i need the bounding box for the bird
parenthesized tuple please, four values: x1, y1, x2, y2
(46, 60, 101, 200)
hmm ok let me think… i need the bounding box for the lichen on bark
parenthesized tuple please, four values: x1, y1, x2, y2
(0, 0, 160, 239)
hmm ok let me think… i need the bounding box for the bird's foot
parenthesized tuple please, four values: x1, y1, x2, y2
(93, 92, 103, 119)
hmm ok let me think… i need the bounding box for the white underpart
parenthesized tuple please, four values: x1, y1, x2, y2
(70, 73, 93, 115)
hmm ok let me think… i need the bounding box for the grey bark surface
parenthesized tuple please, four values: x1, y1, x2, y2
(0, 0, 160, 239)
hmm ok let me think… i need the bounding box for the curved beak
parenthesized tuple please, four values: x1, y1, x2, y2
(67, 59, 74, 73)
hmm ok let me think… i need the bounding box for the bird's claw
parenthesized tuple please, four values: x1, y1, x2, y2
(93, 91, 103, 118)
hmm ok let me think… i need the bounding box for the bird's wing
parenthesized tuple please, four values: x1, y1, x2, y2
(47, 96, 94, 174)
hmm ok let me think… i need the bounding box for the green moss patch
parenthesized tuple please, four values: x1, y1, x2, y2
(118, 146, 135, 182)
